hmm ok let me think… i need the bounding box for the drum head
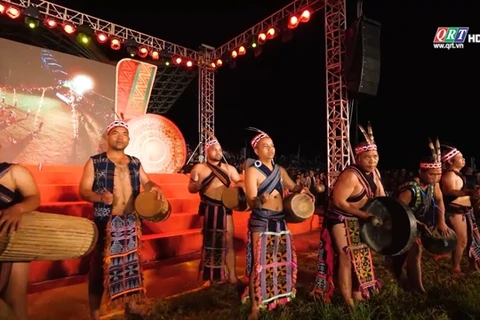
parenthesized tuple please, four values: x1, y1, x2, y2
(222, 188, 240, 210)
(134, 191, 169, 218)
(290, 193, 315, 219)
(360, 196, 417, 256)
(421, 227, 457, 255)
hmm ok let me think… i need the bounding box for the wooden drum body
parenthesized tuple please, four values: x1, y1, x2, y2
(134, 191, 171, 222)
(0, 299, 15, 320)
(284, 193, 315, 224)
(222, 187, 250, 211)
(0, 211, 98, 262)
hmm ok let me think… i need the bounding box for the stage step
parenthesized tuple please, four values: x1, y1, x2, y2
(38, 183, 196, 202)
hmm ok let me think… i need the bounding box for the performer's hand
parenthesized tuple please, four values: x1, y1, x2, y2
(299, 187, 315, 201)
(435, 221, 450, 238)
(0, 205, 23, 236)
(366, 214, 382, 226)
(100, 190, 114, 205)
(151, 185, 165, 202)
(417, 221, 433, 236)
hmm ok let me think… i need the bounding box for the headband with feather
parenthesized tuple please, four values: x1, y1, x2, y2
(441, 144, 460, 162)
(204, 130, 220, 150)
(245, 127, 270, 148)
(420, 138, 442, 169)
(355, 122, 377, 155)
(106, 120, 128, 134)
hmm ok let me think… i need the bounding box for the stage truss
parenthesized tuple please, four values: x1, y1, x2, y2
(1, 0, 351, 180)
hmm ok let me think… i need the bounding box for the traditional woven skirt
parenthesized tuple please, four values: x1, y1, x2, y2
(242, 209, 297, 310)
(103, 213, 145, 307)
(198, 199, 231, 282)
(313, 215, 380, 301)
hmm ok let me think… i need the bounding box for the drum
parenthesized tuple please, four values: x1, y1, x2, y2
(134, 191, 171, 222)
(421, 227, 457, 255)
(221, 187, 250, 211)
(0, 299, 15, 320)
(284, 193, 315, 224)
(360, 196, 417, 256)
(0, 211, 98, 262)
(315, 184, 326, 193)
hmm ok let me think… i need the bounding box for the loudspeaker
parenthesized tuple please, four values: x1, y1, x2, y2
(344, 16, 381, 97)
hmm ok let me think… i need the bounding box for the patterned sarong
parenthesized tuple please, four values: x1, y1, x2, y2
(242, 209, 297, 310)
(104, 213, 144, 307)
(198, 199, 230, 282)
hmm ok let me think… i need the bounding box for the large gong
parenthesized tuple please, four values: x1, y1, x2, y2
(360, 196, 417, 256)
(125, 114, 187, 173)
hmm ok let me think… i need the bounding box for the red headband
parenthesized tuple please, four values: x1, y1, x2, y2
(419, 161, 442, 169)
(354, 143, 377, 155)
(106, 120, 128, 134)
(251, 132, 269, 148)
(205, 139, 220, 150)
(441, 148, 460, 162)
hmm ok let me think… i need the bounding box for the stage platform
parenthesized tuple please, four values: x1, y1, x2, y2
(23, 165, 322, 292)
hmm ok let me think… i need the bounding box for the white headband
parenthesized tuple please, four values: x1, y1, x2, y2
(106, 120, 129, 134)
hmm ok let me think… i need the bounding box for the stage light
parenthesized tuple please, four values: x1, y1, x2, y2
(266, 27, 276, 40)
(186, 61, 193, 68)
(249, 35, 257, 48)
(124, 38, 138, 57)
(77, 24, 93, 45)
(238, 46, 246, 56)
(299, 9, 311, 23)
(151, 50, 159, 60)
(137, 46, 148, 58)
(210, 62, 216, 68)
(6, 6, 21, 19)
(96, 32, 108, 44)
(44, 18, 57, 29)
(288, 16, 299, 29)
(24, 6, 41, 29)
(216, 59, 223, 67)
(173, 57, 182, 65)
(110, 38, 121, 50)
(63, 23, 76, 35)
(231, 50, 238, 59)
(257, 32, 267, 45)
(0, 3, 5, 14)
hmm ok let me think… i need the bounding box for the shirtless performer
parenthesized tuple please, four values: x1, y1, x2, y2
(79, 120, 164, 320)
(242, 128, 314, 320)
(0, 162, 40, 320)
(312, 123, 385, 306)
(440, 145, 480, 274)
(188, 135, 242, 285)
(391, 140, 449, 292)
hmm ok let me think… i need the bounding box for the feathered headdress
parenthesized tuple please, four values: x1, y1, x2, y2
(420, 138, 442, 169)
(441, 144, 460, 162)
(204, 130, 220, 150)
(245, 127, 270, 149)
(355, 122, 377, 155)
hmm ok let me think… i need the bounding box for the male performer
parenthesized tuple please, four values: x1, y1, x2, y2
(79, 120, 164, 320)
(0, 162, 40, 320)
(188, 135, 242, 285)
(391, 140, 449, 292)
(440, 145, 480, 274)
(242, 128, 314, 320)
(313, 123, 385, 307)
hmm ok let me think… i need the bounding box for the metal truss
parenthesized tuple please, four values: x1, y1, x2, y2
(198, 66, 215, 159)
(324, 0, 351, 189)
(211, 0, 325, 61)
(148, 67, 197, 114)
(3, 0, 200, 61)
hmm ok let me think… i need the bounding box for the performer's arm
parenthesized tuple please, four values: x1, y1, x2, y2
(397, 189, 413, 206)
(11, 165, 40, 213)
(228, 164, 244, 187)
(79, 158, 102, 203)
(280, 167, 299, 192)
(330, 171, 371, 220)
(441, 171, 475, 197)
(375, 169, 387, 196)
(139, 164, 161, 191)
(245, 166, 259, 207)
(434, 183, 447, 225)
(188, 165, 202, 194)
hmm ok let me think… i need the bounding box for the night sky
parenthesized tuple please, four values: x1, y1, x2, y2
(47, 1, 480, 169)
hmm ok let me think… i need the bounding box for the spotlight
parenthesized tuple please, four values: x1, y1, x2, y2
(63, 22, 76, 35)
(44, 18, 57, 29)
(110, 38, 121, 50)
(266, 27, 277, 40)
(150, 50, 160, 60)
(6, 6, 21, 19)
(0, 3, 5, 14)
(249, 35, 257, 48)
(186, 61, 193, 68)
(210, 62, 216, 69)
(124, 38, 138, 57)
(137, 46, 149, 58)
(24, 6, 41, 29)
(96, 33, 108, 44)
(76, 24, 94, 45)
(173, 57, 182, 65)
(257, 32, 267, 45)
(238, 46, 246, 56)
(231, 50, 238, 59)
(299, 9, 311, 23)
(216, 59, 223, 67)
(288, 16, 299, 29)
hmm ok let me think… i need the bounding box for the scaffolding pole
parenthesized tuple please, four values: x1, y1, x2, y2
(197, 65, 215, 159)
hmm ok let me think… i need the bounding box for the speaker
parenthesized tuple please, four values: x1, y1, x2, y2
(344, 16, 381, 97)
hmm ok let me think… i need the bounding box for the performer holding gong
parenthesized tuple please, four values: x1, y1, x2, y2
(242, 127, 313, 320)
(440, 144, 480, 274)
(188, 133, 243, 286)
(79, 120, 164, 320)
(312, 122, 385, 307)
(0, 161, 41, 320)
(391, 139, 449, 293)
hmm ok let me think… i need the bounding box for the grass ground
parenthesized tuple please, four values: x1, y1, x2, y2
(117, 251, 480, 320)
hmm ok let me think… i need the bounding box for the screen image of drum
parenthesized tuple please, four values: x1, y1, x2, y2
(284, 193, 315, 224)
(221, 187, 250, 212)
(0, 211, 98, 262)
(134, 191, 172, 222)
(360, 197, 417, 256)
(421, 227, 457, 255)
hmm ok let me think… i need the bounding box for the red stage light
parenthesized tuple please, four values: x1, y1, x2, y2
(216, 59, 223, 67)
(300, 10, 311, 23)
(186, 61, 193, 68)
(0, 4, 6, 14)
(174, 57, 182, 65)
(231, 50, 238, 59)
(266, 28, 276, 40)
(6, 6, 21, 19)
(151, 50, 159, 60)
(210, 62, 216, 68)
(238, 46, 246, 56)
(110, 38, 121, 50)
(96, 33, 108, 43)
(288, 16, 299, 29)
(44, 18, 57, 28)
(138, 46, 149, 58)
(258, 33, 267, 45)
(63, 23, 76, 34)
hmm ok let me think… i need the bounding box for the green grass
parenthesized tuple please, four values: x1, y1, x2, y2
(116, 252, 480, 320)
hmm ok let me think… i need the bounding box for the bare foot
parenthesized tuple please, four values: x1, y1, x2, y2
(452, 270, 466, 277)
(201, 280, 212, 288)
(248, 309, 259, 320)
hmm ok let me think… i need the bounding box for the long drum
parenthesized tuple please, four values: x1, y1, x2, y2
(360, 197, 417, 256)
(0, 299, 15, 320)
(134, 191, 171, 222)
(222, 187, 250, 211)
(421, 226, 457, 255)
(0, 211, 98, 262)
(284, 193, 315, 224)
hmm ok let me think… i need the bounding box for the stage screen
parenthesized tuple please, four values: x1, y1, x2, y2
(0, 37, 115, 165)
